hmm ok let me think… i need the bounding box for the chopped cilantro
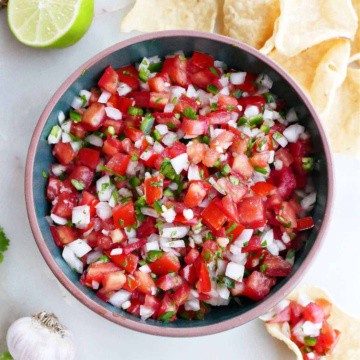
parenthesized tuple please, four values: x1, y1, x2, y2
(183, 107, 198, 120)
(70, 179, 86, 191)
(159, 311, 176, 322)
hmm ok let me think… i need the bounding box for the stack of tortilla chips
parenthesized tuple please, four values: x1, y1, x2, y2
(121, 0, 359, 157)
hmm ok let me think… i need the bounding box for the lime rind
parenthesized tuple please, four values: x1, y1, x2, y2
(8, 0, 94, 48)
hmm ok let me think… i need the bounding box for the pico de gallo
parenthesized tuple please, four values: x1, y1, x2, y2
(46, 51, 316, 322)
(262, 297, 340, 359)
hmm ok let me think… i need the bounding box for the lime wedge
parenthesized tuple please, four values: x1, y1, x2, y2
(8, 0, 94, 48)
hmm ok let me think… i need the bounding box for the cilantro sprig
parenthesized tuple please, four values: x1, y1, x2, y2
(0, 226, 10, 263)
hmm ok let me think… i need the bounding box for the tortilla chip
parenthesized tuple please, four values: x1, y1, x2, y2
(222, 0, 280, 50)
(267, 39, 349, 97)
(320, 64, 360, 157)
(351, 0, 360, 56)
(275, 0, 358, 57)
(265, 285, 360, 360)
(310, 40, 350, 113)
(121, 0, 218, 32)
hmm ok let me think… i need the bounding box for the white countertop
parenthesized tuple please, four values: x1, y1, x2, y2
(0, 5, 359, 360)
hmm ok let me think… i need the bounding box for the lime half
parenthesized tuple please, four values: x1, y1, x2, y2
(8, 0, 94, 48)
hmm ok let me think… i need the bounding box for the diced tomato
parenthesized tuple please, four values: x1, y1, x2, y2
(148, 73, 169, 92)
(277, 201, 297, 229)
(162, 141, 186, 159)
(105, 153, 130, 176)
(136, 217, 156, 238)
(206, 110, 236, 125)
(232, 154, 254, 179)
(114, 96, 135, 114)
(201, 240, 219, 263)
(157, 293, 178, 321)
(268, 305, 291, 323)
(47, 177, 63, 201)
(50, 225, 78, 247)
(180, 264, 197, 285)
(289, 301, 304, 326)
(297, 217, 314, 231)
(70, 122, 87, 139)
(134, 270, 156, 295)
(230, 135, 249, 155)
(148, 252, 181, 276)
(102, 119, 124, 135)
(122, 238, 147, 256)
(162, 56, 188, 87)
(98, 66, 118, 94)
(237, 197, 266, 228)
(216, 177, 247, 204)
(85, 262, 120, 285)
(220, 195, 239, 223)
(201, 198, 228, 230)
(144, 174, 164, 205)
(68, 165, 94, 190)
(269, 166, 297, 199)
(116, 65, 139, 90)
(149, 92, 170, 110)
(184, 180, 211, 208)
(275, 148, 294, 167)
(53, 142, 76, 165)
(156, 273, 182, 291)
(242, 271, 276, 301)
(218, 94, 238, 109)
(172, 283, 191, 306)
(238, 95, 265, 111)
(89, 87, 100, 103)
(128, 90, 150, 108)
(110, 253, 139, 274)
(113, 201, 136, 228)
(196, 263, 211, 293)
(314, 321, 340, 355)
(188, 52, 214, 73)
(190, 68, 219, 89)
(242, 236, 262, 253)
(153, 112, 181, 129)
(77, 148, 100, 170)
(303, 302, 325, 323)
(102, 138, 122, 157)
(187, 141, 207, 164)
(82, 103, 106, 131)
(202, 148, 219, 167)
(251, 182, 276, 197)
(250, 151, 271, 168)
(144, 294, 161, 317)
(80, 191, 99, 217)
(184, 248, 200, 265)
(174, 95, 199, 113)
(102, 271, 126, 292)
(181, 117, 209, 136)
(51, 193, 77, 218)
(123, 274, 139, 292)
(225, 222, 245, 240)
(262, 253, 292, 277)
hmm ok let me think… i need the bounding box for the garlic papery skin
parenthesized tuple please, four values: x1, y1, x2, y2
(6, 312, 76, 360)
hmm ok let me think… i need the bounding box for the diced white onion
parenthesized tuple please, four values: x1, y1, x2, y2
(96, 175, 114, 202)
(274, 159, 283, 170)
(185, 299, 200, 311)
(187, 164, 201, 181)
(140, 306, 155, 320)
(110, 248, 123, 256)
(62, 246, 83, 273)
(183, 209, 194, 220)
(301, 192, 316, 211)
(51, 164, 67, 177)
(225, 262, 245, 282)
(72, 205, 90, 227)
(217, 284, 230, 300)
(161, 226, 189, 238)
(235, 229, 253, 245)
(282, 232, 291, 244)
(105, 107, 122, 120)
(71, 96, 84, 110)
(86, 250, 102, 264)
(98, 90, 111, 103)
(153, 141, 165, 154)
(146, 242, 160, 251)
(155, 124, 168, 135)
(244, 105, 260, 118)
(162, 207, 176, 223)
(139, 264, 152, 274)
(109, 290, 131, 308)
(86, 134, 103, 147)
(283, 124, 305, 143)
(48, 125, 62, 144)
(170, 153, 189, 174)
(273, 132, 288, 148)
(79, 89, 91, 102)
(186, 84, 198, 98)
(230, 72, 246, 85)
(96, 202, 112, 220)
(260, 229, 274, 247)
(168, 240, 186, 248)
(140, 148, 154, 161)
(58, 111, 65, 124)
(286, 108, 298, 123)
(162, 132, 178, 147)
(117, 83, 132, 96)
(50, 213, 68, 225)
(68, 239, 92, 258)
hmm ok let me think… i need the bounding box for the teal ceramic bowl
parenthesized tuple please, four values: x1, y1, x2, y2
(25, 30, 333, 337)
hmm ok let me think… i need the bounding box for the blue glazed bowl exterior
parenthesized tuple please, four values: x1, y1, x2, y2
(25, 31, 333, 337)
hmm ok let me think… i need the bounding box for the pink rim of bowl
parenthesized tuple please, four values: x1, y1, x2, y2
(25, 30, 334, 337)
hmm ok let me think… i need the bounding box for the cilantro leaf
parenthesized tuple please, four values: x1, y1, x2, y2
(0, 227, 10, 253)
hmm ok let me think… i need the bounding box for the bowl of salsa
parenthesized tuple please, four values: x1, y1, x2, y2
(25, 30, 333, 336)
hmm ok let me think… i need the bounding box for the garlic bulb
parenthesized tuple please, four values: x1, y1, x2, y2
(6, 312, 76, 360)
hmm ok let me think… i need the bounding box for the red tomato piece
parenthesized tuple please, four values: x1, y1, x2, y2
(105, 153, 130, 176)
(148, 252, 181, 276)
(234, 73, 257, 93)
(220, 195, 239, 223)
(144, 174, 164, 205)
(188, 52, 214, 73)
(262, 253, 292, 277)
(110, 253, 139, 274)
(289, 301, 304, 326)
(172, 283, 191, 306)
(114, 96, 135, 114)
(269, 166, 297, 199)
(201, 198, 228, 230)
(50, 225, 78, 247)
(70, 122, 87, 139)
(123, 274, 139, 292)
(237, 197, 266, 228)
(82, 103, 106, 131)
(136, 217, 157, 238)
(181, 117, 209, 136)
(153, 112, 181, 129)
(184, 181, 211, 208)
(296, 217, 314, 231)
(112, 201, 136, 228)
(102, 271, 126, 292)
(51, 193, 77, 218)
(238, 95, 265, 111)
(68, 165, 94, 190)
(174, 95, 199, 113)
(116, 65, 139, 90)
(102, 119, 124, 135)
(149, 92, 170, 110)
(314, 321, 340, 356)
(53, 142, 76, 165)
(268, 305, 291, 323)
(156, 273, 183, 291)
(122, 238, 147, 255)
(180, 264, 197, 285)
(206, 110, 236, 125)
(196, 263, 211, 293)
(162, 56, 188, 87)
(77, 148, 100, 170)
(251, 182, 276, 197)
(80, 191, 99, 217)
(98, 66, 119, 94)
(134, 270, 156, 295)
(303, 302, 325, 324)
(162, 141, 186, 159)
(85, 262, 120, 285)
(232, 154, 254, 179)
(242, 271, 276, 301)
(189, 68, 219, 89)
(102, 138, 123, 157)
(184, 248, 200, 265)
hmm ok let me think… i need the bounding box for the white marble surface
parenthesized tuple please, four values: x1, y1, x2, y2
(0, 5, 360, 360)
